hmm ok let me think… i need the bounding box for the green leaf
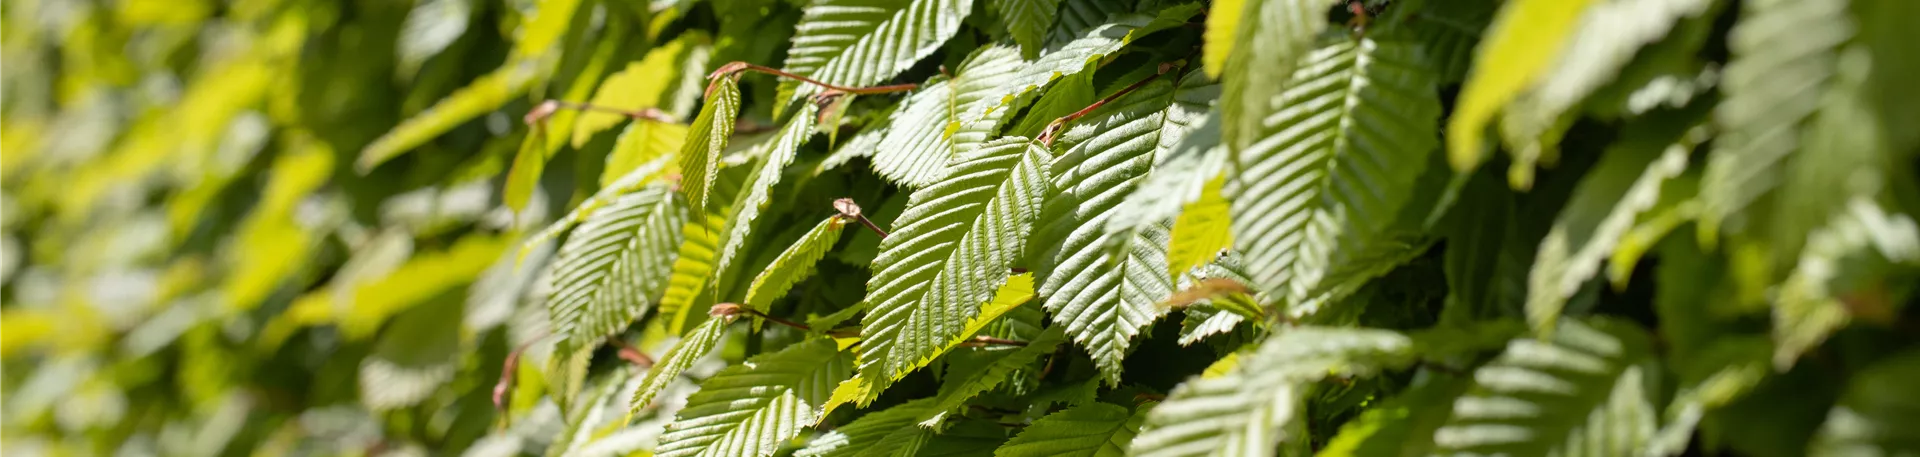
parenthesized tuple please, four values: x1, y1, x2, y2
(1698, 0, 1853, 243)
(1226, 37, 1442, 313)
(1167, 174, 1231, 278)
(1218, 0, 1325, 155)
(921, 329, 1067, 428)
(658, 213, 725, 336)
(992, 0, 1062, 59)
(1496, 0, 1717, 184)
(779, 0, 975, 101)
(1526, 114, 1703, 335)
(995, 402, 1146, 457)
(745, 216, 847, 313)
(973, 12, 1195, 126)
(1035, 72, 1214, 383)
(872, 46, 1022, 188)
(1773, 199, 1920, 369)
(631, 313, 736, 414)
(1809, 349, 1920, 456)
(1130, 327, 1417, 457)
(679, 77, 742, 216)
(572, 33, 708, 147)
(1444, 0, 1597, 175)
(603, 119, 690, 187)
(797, 400, 940, 457)
(358, 62, 541, 172)
(1102, 113, 1225, 255)
(358, 297, 463, 411)
(513, 0, 584, 58)
(1199, 0, 1244, 79)
(860, 137, 1052, 394)
(714, 103, 819, 285)
(1431, 319, 1658, 456)
(655, 338, 853, 457)
(547, 185, 685, 346)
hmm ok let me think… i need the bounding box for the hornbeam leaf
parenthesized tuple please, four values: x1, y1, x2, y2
(655, 338, 852, 457)
(992, 0, 1063, 59)
(860, 137, 1052, 395)
(546, 185, 685, 346)
(745, 216, 847, 313)
(1131, 327, 1417, 457)
(1446, 0, 1598, 174)
(630, 313, 736, 415)
(1226, 37, 1442, 312)
(1431, 319, 1658, 456)
(1035, 72, 1215, 383)
(872, 46, 1023, 188)
(994, 402, 1147, 457)
(679, 77, 741, 215)
(780, 0, 975, 101)
(1526, 114, 1703, 335)
(1217, 0, 1324, 155)
(714, 103, 819, 284)
(797, 400, 940, 457)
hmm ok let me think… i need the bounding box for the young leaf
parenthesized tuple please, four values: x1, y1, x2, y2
(744, 216, 847, 312)
(1772, 199, 1920, 369)
(714, 103, 818, 283)
(1226, 37, 1442, 312)
(547, 185, 685, 347)
(1166, 173, 1230, 278)
(656, 338, 853, 457)
(1445, 0, 1597, 174)
(679, 76, 741, 215)
(630, 313, 736, 414)
(861, 137, 1052, 395)
(1217, 0, 1325, 155)
(995, 402, 1147, 457)
(1431, 319, 1658, 456)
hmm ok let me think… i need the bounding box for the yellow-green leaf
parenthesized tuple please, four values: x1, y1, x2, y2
(1445, 0, 1598, 175)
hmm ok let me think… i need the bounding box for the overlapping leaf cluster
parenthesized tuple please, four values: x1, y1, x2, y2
(5, 0, 1920, 455)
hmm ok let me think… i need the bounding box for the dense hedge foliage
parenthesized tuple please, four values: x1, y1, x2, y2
(5, 0, 1920, 455)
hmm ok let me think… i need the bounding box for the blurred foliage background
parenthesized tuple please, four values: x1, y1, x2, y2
(4, 0, 1920, 455)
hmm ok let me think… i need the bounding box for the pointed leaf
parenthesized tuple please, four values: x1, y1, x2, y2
(547, 185, 686, 346)
(631, 313, 736, 414)
(1431, 319, 1658, 456)
(1226, 37, 1442, 313)
(995, 403, 1146, 457)
(861, 138, 1052, 394)
(680, 77, 741, 214)
(780, 0, 975, 100)
(1445, 0, 1597, 174)
(656, 338, 853, 457)
(745, 216, 847, 312)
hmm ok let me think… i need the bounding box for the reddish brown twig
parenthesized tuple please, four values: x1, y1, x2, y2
(958, 335, 1031, 347)
(606, 336, 655, 368)
(524, 100, 677, 126)
(708, 61, 919, 95)
(1038, 61, 1184, 147)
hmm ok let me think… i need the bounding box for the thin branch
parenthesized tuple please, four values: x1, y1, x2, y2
(525, 100, 677, 126)
(606, 336, 656, 368)
(709, 61, 919, 95)
(1038, 61, 1185, 146)
(834, 198, 888, 239)
(958, 335, 1031, 347)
